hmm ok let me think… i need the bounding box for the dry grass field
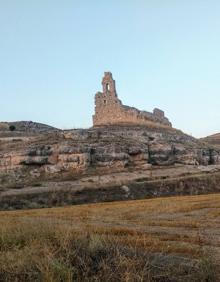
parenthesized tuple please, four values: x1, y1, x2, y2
(0, 194, 220, 281)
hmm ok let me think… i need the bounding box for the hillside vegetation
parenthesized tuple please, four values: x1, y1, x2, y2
(0, 121, 58, 133)
(0, 194, 220, 281)
(202, 133, 220, 149)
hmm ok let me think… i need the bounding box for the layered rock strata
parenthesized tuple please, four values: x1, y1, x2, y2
(0, 126, 219, 185)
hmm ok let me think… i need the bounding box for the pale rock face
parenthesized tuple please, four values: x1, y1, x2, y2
(0, 126, 219, 185)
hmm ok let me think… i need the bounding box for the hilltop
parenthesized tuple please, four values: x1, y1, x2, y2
(0, 72, 220, 210)
(0, 121, 59, 135)
(201, 133, 220, 148)
(0, 123, 220, 210)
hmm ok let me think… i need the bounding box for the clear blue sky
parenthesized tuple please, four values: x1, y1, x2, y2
(1, 1, 220, 137)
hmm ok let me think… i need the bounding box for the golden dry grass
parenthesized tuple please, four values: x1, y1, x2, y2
(0, 194, 220, 281)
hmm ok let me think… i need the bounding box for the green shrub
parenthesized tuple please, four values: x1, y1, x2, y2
(9, 125, 16, 131)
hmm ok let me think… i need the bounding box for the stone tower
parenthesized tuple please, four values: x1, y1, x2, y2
(93, 72, 172, 127)
(101, 72, 117, 96)
(93, 72, 123, 126)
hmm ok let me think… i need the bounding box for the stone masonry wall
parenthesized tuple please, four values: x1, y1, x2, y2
(93, 72, 172, 127)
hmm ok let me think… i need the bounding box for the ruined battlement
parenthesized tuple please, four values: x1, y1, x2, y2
(93, 72, 172, 128)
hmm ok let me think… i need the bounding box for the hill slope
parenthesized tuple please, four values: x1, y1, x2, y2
(0, 124, 220, 194)
(0, 121, 59, 134)
(202, 133, 220, 148)
(0, 126, 220, 208)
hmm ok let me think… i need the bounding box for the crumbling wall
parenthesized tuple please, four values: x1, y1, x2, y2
(93, 72, 172, 127)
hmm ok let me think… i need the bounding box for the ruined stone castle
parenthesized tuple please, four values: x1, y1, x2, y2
(93, 72, 172, 127)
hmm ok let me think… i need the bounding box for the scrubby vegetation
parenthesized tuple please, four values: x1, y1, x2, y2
(0, 194, 219, 281)
(9, 125, 16, 132)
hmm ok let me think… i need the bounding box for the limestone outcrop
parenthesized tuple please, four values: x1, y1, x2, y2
(0, 126, 220, 186)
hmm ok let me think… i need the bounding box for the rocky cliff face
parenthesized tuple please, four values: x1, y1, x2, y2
(0, 125, 220, 186)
